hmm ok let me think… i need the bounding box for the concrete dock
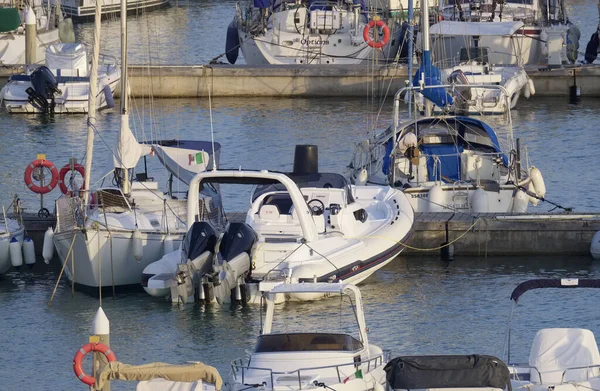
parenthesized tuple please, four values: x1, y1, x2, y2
(2, 64, 599, 98)
(19, 212, 600, 257)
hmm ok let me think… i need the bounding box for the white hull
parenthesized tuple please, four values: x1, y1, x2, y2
(0, 222, 25, 275)
(0, 28, 60, 66)
(53, 228, 183, 288)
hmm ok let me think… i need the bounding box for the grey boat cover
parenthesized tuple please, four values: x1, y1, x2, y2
(384, 355, 511, 390)
(94, 361, 223, 391)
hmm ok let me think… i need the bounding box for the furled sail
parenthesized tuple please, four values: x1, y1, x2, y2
(113, 114, 150, 169)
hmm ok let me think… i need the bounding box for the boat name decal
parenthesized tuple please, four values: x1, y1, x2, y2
(301, 38, 330, 45)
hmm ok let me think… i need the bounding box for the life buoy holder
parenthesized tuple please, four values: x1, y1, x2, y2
(24, 159, 59, 194)
(73, 342, 117, 386)
(58, 163, 85, 196)
(363, 19, 391, 49)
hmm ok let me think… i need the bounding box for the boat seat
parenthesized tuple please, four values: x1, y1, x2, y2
(258, 205, 280, 221)
(528, 328, 600, 384)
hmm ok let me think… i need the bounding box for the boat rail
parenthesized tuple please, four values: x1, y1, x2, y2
(230, 351, 387, 389)
(509, 363, 600, 384)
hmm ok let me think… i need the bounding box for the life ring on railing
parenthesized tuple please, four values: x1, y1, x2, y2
(24, 159, 59, 194)
(58, 163, 85, 195)
(73, 342, 117, 386)
(363, 19, 391, 49)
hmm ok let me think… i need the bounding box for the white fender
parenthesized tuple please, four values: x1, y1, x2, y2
(528, 78, 536, 96)
(42, 227, 54, 264)
(470, 187, 489, 213)
(132, 229, 143, 261)
(528, 182, 540, 206)
(23, 236, 36, 268)
(103, 83, 115, 109)
(163, 234, 174, 255)
(529, 166, 546, 198)
(9, 237, 23, 269)
(591, 230, 600, 260)
(354, 168, 368, 186)
(512, 189, 529, 213)
(428, 184, 445, 212)
(523, 80, 531, 99)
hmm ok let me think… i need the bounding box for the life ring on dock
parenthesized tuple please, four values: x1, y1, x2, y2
(363, 19, 391, 49)
(58, 163, 85, 196)
(24, 159, 59, 194)
(73, 342, 116, 386)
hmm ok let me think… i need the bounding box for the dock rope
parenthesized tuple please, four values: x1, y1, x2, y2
(516, 185, 573, 212)
(48, 234, 77, 307)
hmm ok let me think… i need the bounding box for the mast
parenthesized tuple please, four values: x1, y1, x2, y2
(119, 0, 131, 195)
(83, 0, 102, 206)
(407, 0, 414, 117)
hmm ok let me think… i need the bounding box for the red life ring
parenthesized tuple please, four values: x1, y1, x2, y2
(58, 163, 86, 195)
(363, 20, 391, 49)
(73, 342, 117, 386)
(23, 159, 59, 194)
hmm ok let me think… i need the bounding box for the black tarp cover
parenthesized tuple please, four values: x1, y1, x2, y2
(384, 355, 511, 390)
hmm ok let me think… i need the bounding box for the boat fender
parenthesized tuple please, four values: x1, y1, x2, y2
(73, 343, 116, 386)
(9, 236, 23, 269)
(470, 187, 489, 213)
(523, 80, 531, 99)
(24, 158, 59, 194)
(529, 166, 546, 198)
(0, 238, 9, 267)
(591, 230, 600, 260)
(42, 227, 54, 264)
(225, 20, 240, 64)
(23, 236, 35, 268)
(103, 83, 115, 109)
(58, 163, 85, 196)
(363, 19, 391, 49)
(511, 188, 529, 213)
(354, 168, 368, 186)
(428, 185, 445, 212)
(132, 229, 143, 261)
(528, 78, 535, 96)
(527, 182, 539, 206)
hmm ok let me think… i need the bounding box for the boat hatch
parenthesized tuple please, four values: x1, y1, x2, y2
(255, 333, 363, 353)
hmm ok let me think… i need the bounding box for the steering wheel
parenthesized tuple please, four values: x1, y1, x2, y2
(307, 199, 325, 216)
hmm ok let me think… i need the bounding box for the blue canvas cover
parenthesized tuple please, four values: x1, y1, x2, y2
(254, 0, 270, 8)
(421, 144, 464, 182)
(412, 52, 454, 108)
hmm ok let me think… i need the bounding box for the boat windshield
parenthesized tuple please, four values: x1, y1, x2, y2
(253, 172, 354, 204)
(255, 333, 363, 353)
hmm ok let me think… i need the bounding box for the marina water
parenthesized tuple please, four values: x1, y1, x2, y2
(1, 0, 600, 389)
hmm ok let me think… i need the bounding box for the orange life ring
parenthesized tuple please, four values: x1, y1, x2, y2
(24, 159, 59, 194)
(73, 342, 117, 386)
(363, 20, 391, 49)
(58, 163, 85, 195)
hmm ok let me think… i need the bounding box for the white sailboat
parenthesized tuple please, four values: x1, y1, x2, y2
(52, 0, 221, 290)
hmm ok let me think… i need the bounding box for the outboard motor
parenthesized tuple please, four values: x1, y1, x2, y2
(448, 69, 471, 113)
(26, 66, 61, 114)
(212, 222, 257, 304)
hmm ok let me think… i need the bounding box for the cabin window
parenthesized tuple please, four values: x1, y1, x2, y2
(255, 333, 363, 353)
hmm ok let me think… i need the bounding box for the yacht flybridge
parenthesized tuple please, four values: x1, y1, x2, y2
(143, 145, 414, 304)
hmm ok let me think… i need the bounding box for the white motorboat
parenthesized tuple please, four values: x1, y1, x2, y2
(58, 0, 170, 20)
(228, 0, 410, 65)
(416, 22, 534, 115)
(0, 217, 25, 274)
(144, 145, 414, 304)
(229, 283, 389, 391)
(1, 43, 119, 114)
(51, 0, 223, 291)
(506, 278, 600, 390)
(434, 0, 580, 67)
(0, 2, 63, 66)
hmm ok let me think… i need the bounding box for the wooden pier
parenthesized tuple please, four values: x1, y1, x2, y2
(2, 64, 600, 98)
(20, 212, 600, 258)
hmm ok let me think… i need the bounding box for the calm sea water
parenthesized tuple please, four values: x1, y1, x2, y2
(1, 1, 600, 389)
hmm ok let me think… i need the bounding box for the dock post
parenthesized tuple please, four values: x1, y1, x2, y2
(92, 307, 111, 391)
(25, 7, 36, 69)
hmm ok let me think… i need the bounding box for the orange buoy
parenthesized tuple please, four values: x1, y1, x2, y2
(24, 159, 59, 194)
(363, 20, 391, 49)
(73, 342, 117, 386)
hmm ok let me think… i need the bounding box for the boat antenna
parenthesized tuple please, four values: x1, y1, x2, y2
(208, 80, 217, 171)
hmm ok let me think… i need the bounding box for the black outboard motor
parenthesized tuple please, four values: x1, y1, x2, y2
(26, 66, 61, 114)
(182, 221, 218, 274)
(220, 222, 257, 274)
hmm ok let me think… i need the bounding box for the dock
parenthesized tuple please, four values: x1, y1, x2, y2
(20, 212, 600, 257)
(2, 64, 600, 98)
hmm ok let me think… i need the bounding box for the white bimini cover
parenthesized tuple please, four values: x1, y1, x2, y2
(430, 21, 525, 37)
(45, 43, 88, 75)
(153, 146, 211, 186)
(528, 328, 600, 384)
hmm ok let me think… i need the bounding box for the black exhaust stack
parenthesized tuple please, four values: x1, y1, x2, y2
(293, 145, 319, 175)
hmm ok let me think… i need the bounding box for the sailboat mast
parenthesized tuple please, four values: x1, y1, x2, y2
(83, 0, 102, 206)
(407, 0, 414, 117)
(119, 0, 131, 195)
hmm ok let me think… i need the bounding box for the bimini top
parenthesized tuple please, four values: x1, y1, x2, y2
(510, 278, 600, 303)
(430, 21, 525, 37)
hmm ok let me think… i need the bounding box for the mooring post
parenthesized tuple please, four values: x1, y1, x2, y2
(25, 7, 37, 69)
(92, 307, 111, 391)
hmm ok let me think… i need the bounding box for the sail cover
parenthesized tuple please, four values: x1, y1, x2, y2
(150, 140, 221, 185)
(113, 114, 151, 169)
